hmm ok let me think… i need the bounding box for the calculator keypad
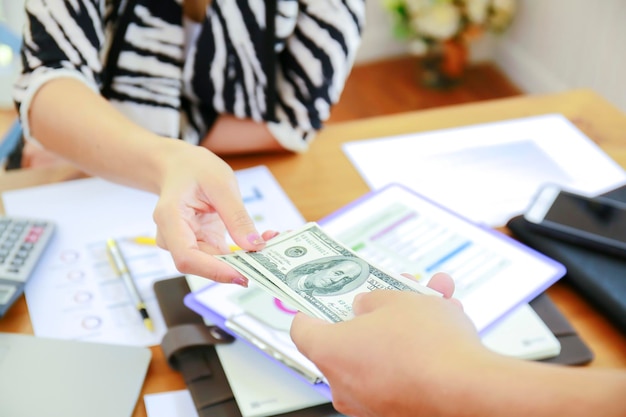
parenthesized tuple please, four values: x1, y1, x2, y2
(0, 219, 53, 281)
(0, 284, 16, 304)
(0, 217, 55, 318)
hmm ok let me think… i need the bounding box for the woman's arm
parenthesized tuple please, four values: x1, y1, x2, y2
(29, 77, 269, 284)
(201, 115, 286, 155)
(15, 1, 273, 283)
(30, 78, 170, 192)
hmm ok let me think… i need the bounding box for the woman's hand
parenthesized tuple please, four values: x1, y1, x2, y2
(152, 141, 277, 285)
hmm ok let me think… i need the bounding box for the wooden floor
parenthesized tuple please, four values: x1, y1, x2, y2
(328, 55, 523, 123)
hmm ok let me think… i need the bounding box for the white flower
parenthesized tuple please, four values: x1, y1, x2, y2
(465, 0, 490, 25)
(492, 0, 516, 14)
(407, 38, 429, 55)
(411, 3, 461, 40)
(405, 0, 436, 15)
(384, 0, 516, 46)
(488, 0, 516, 32)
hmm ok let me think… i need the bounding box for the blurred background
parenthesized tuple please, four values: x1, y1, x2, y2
(0, 0, 25, 109)
(0, 1, 624, 111)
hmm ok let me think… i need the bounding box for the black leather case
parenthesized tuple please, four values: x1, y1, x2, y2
(507, 185, 626, 335)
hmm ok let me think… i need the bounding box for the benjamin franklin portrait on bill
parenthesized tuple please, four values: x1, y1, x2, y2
(284, 256, 370, 296)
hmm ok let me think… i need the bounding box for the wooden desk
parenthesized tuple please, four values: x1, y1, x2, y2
(1, 89, 625, 417)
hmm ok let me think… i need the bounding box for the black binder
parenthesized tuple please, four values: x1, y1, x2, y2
(154, 276, 344, 417)
(507, 185, 626, 335)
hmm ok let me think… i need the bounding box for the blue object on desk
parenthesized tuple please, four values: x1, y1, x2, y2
(0, 21, 22, 163)
(0, 118, 21, 162)
(0, 22, 21, 55)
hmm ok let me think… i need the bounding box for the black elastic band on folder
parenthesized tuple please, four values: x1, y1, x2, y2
(155, 277, 241, 417)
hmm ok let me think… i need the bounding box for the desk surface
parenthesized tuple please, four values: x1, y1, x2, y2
(1, 89, 625, 417)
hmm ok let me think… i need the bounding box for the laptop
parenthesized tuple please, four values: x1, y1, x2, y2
(0, 332, 151, 417)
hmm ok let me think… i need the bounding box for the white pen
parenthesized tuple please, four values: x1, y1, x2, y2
(225, 318, 325, 385)
(106, 238, 153, 331)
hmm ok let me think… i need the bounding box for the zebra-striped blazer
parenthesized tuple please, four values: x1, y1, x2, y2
(14, 0, 365, 152)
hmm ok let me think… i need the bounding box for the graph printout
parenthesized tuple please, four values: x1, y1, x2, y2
(338, 206, 510, 300)
(342, 114, 626, 227)
(320, 184, 565, 333)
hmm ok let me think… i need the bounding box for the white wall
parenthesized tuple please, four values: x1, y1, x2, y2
(355, 1, 407, 63)
(356, 0, 626, 113)
(493, 0, 626, 113)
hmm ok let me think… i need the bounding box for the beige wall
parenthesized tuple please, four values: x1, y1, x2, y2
(355, 1, 407, 63)
(493, 0, 626, 112)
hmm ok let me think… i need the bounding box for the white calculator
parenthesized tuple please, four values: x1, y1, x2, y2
(0, 216, 55, 317)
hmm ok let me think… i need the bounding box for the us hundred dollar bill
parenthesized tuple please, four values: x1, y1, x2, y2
(216, 222, 441, 322)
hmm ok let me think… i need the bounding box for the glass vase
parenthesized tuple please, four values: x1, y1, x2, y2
(418, 40, 468, 89)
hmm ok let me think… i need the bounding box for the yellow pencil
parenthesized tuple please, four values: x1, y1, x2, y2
(132, 236, 241, 253)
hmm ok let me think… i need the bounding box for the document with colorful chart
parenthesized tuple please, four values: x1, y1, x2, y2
(319, 183, 566, 333)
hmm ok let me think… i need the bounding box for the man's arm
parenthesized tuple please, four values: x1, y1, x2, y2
(291, 278, 626, 417)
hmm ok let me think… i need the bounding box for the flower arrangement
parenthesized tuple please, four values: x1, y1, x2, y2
(383, 0, 517, 56)
(382, 0, 516, 87)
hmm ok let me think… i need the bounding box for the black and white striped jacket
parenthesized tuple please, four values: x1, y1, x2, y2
(14, 0, 365, 152)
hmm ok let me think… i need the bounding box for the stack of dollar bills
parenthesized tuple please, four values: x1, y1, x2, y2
(217, 222, 441, 322)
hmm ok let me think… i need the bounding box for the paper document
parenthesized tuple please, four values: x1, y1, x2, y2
(144, 390, 198, 417)
(343, 114, 626, 226)
(3, 178, 177, 346)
